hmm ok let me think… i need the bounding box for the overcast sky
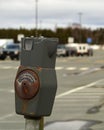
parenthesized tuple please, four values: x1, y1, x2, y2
(0, 0, 104, 30)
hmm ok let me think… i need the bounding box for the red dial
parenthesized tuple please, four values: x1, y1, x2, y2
(15, 69, 39, 100)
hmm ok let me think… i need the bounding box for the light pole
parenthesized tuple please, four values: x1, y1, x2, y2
(35, 0, 38, 37)
(78, 12, 82, 43)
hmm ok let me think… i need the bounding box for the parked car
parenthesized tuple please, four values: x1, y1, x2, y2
(57, 44, 70, 57)
(1, 43, 20, 60)
(0, 39, 14, 60)
(66, 43, 93, 56)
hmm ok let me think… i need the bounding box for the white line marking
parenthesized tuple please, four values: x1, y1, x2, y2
(56, 79, 104, 99)
(2, 66, 12, 69)
(0, 121, 24, 123)
(78, 68, 101, 76)
(0, 113, 15, 120)
(56, 66, 86, 71)
(66, 67, 76, 70)
(0, 66, 18, 70)
(0, 89, 14, 93)
(0, 66, 100, 72)
(80, 67, 89, 70)
(10, 89, 14, 93)
(94, 68, 101, 71)
(55, 67, 64, 70)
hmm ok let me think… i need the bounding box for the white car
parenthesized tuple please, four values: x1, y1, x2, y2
(57, 45, 70, 57)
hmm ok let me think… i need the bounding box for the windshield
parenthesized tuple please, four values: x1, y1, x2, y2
(57, 45, 65, 49)
(3, 44, 20, 49)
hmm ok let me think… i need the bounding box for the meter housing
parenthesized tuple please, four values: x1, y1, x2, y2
(14, 37, 58, 118)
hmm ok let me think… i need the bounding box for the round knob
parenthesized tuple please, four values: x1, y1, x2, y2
(15, 69, 39, 100)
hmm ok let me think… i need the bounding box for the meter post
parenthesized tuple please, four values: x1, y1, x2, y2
(14, 37, 58, 130)
(25, 117, 44, 130)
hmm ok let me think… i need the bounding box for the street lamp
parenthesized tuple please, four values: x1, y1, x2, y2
(78, 12, 82, 43)
(35, 0, 38, 37)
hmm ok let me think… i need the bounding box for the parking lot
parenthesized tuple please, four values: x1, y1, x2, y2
(0, 50, 104, 130)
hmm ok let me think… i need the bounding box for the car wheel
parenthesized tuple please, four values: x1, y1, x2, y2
(10, 56, 15, 60)
(0, 55, 6, 60)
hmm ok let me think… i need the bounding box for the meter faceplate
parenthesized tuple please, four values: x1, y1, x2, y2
(15, 69, 39, 100)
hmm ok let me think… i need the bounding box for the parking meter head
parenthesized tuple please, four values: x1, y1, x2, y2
(14, 37, 58, 118)
(21, 37, 58, 68)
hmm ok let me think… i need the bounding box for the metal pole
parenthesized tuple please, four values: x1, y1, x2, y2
(78, 12, 82, 43)
(39, 117, 44, 130)
(25, 117, 44, 130)
(35, 0, 38, 37)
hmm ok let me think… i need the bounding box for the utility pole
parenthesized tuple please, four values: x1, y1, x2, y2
(35, 0, 38, 37)
(78, 12, 82, 43)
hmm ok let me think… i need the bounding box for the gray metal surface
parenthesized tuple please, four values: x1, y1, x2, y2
(15, 37, 58, 117)
(21, 37, 58, 68)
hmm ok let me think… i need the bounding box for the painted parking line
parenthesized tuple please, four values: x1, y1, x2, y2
(0, 66, 18, 69)
(79, 67, 89, 70)
(0, 66, 86, 70)
(56, 78, 104, 99)
(2, 66, 12, 69)
(0, 113, 15, 120)
(0, 66, 100, 72)
(0, 89, 14, 93)
(1, 78, 104, 96)
(55, 67, 64, 70)
(66, 67, 76, 70)
(0, 121, 24, 123)
(56, 66, 90, 71)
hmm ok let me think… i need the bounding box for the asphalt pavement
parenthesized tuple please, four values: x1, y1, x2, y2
(0, 49, 104, 130)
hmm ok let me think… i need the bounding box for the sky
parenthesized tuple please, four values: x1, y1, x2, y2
(0, 0, 104, 30)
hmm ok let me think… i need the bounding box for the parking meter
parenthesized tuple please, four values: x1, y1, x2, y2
(14, 37, 58, 118)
